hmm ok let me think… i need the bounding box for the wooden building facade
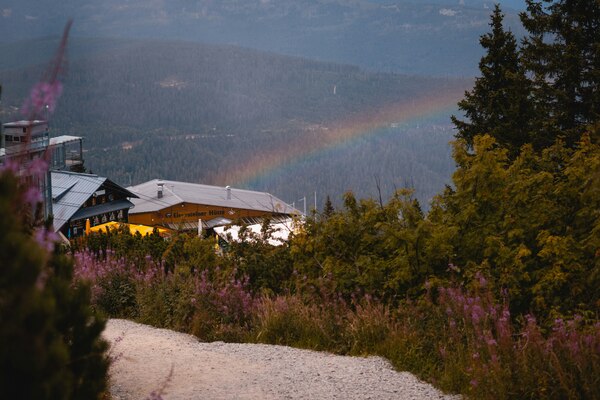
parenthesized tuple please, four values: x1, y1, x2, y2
(127, 179, 299, 230)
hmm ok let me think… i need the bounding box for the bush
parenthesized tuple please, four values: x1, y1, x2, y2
(379, 280, 600, 399)
(0, 171, 109, 399)
(346, 297, 391, 355)
(253, 291, 350, 352)
(136, 271, 195, 331)
(96, 272, 139, 318)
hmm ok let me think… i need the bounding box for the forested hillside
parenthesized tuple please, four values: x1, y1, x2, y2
(0, 38, 470, 208)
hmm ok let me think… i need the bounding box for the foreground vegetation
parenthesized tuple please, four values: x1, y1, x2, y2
(0, 170, 110, 399)
(73, 209, 600, 399)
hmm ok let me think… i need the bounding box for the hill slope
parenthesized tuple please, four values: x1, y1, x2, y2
(0, 39, 470, 208)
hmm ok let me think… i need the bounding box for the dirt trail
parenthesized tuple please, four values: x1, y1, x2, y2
(104, 319, 460, 400)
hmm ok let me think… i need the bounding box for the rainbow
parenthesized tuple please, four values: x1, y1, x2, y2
(215, 86, 465, 187)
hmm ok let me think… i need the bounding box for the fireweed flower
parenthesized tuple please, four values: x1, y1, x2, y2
(29, 158, 49, 176)
(21, 81, 64, 118)
(20, 20, 71, 120)
(24, 186, 43, 209)
(34, 228, 59, 253)
(0, 159, 20, 173)
(470, 304, 485, 324)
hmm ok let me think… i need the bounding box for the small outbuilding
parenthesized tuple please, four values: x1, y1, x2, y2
(52, 170, 138, 238)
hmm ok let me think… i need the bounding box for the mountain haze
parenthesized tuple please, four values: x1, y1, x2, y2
(0, 0, 525, 76)
(0, 38, 471, 208)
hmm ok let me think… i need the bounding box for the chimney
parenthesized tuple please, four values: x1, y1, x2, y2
(157, 180, 164, 198)
(226, 185, 231, 200)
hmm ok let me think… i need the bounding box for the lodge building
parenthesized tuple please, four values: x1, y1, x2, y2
(127, 179, 300, 230)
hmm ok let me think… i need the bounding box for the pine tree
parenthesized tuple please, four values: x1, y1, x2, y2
(452, 5, 533, 157)
(521, 0, 600, 148)
(322, 195, 335, 219)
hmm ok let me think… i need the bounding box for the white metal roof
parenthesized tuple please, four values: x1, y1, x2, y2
(51, 171, 137, 232)
(49, 135, 82, 146)
(51, 171, 106, 232)
(128, 179, 299, 216)
(3, 120, 47, 128)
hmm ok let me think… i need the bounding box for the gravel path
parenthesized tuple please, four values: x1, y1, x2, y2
(104, 319, 460, 400)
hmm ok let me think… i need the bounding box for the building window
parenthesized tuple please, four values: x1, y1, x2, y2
(5, 135, 12, 142)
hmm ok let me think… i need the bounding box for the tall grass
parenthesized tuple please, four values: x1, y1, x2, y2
(73, 249, 600, 399)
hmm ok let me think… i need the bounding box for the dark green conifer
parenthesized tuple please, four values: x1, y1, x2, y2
(452, 4, 533, 157)
(322, 195, 335, 219)
(521, 0, 600, 148)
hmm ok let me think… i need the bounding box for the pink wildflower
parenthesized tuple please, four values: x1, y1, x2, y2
(24, 186, 43, 208)
(21, 81, 64, 118)
(29, 157, 49, 176)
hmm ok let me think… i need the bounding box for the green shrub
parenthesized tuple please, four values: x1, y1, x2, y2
(253, 294, 348, 352)
(136, 272, 196, 331)
(0, 171, 109, 399)
(96, 272, 139, 318)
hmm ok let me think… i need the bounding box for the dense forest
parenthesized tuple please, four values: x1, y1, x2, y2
(0, 38, 470, 208)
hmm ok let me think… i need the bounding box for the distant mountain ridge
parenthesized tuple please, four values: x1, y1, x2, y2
(0, 0, 524, 76)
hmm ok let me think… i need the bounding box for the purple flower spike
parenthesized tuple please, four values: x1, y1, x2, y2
(29, 157, 49, 176)
(24, 186, 43, 208)
(21, 81, 64, 118)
